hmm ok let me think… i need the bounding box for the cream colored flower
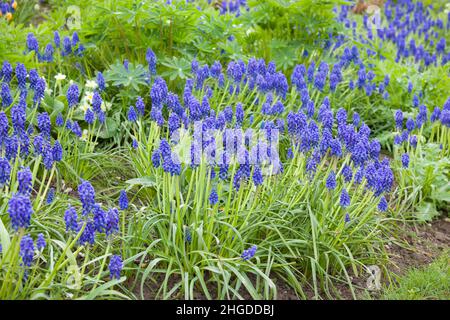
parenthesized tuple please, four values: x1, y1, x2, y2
(101, 101, 112, 112)
(81, 129, 89, 141)
(55, 73, 66, 82)
(84, 91, 94, 104)
(85, 80, 98, 90)
(79, 103, 90, 114)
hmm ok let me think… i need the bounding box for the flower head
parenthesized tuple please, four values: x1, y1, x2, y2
(241, 245, 257, 261)
(20, 234, 34, 267)
(36, 233, 46, 251)
(109, 255, 123, 280)
(8, 193, 33, 231)
(119, 190, 129, 210)
(78, 180, 96, 215)
(64, 206, 79, 233)
(209, 189, 218, 205)
(326, 171, 336, 190)
(378, 196, 388, 212)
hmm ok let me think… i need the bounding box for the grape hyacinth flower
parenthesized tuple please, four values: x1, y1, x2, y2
(20, 234, 34, 267)
(51, 141, 63, 163)
(135, 96, 145, 116)
(394, 110, 403, 129)
(78, 180, 96, 215)
(85, 108, 95, 124)
(209, 189, 218, 205)
(132, 139, 138, 150)
(1, 61, 13, 82)
(401, 153, 410, 168)
(93, 204, 106, 233)
(109, 255, 123, 280)
(146, 48, 157, 75)
(105, 208, 119, 236)
(64, 206, 79, 233)
(79, 220, 96, 245)
(46, 187, 55, 204)
(326, 171, 336, 190)
(241, 245, 257, 261)
(127, 106, 138, 122)
(119, 190, 128, 210)
(8, 193, 33, 231)
(15, 63, 27, 91)
(36, 233, 46, 251)
(97, 72, 105, 92)
(17, 167, 32, 196)
(55, 113, 64, 127)
(0, 158, 11, 185)
(37, 112, 51, 138)
(340, 189, 351, 208)
(1, 83, 12, 107)
(378, 196, 388, 212)
(345, 213, 351, 224)
(71, 121, 82, 138)
(66, 84, 80, 108)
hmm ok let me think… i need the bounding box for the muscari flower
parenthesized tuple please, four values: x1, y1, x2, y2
(345, 213, 351, 224)
(252, 166, 264, 186)
(71, 121, 82, 138)
(340, 188, 351, 207)
(17, 167, 32, 196)
(85, 108, 95, 124)
(8, 193, 33, 231)
(1, 83, 12, 107)
(78, 180, 96, 215)
(378, 196, 388, 212)
(132, 139, 138, 149)
(46, 187, 55, 205)
(209, 189, 218, 205)
(67, 84, 80, 108)
(36, 233, 46, 251)
(20, 234, 34, 268)
(119, 190, 128, 210)
(26, 33, 39, 52)
(92, 204, 106, 233)
(326, 171, 336, 190)
(127, 105, 138, 122)
(55, 113, 64, 127)
(342, 165, 353, 183)
(394, 110, 403, 129)
(105, 208, 119, 236)
(64, 206, 79, 233)
(37, 112, 51, 138)
(401, 153, 410, 168)
(0, 157, 11, 185)
(32, 78, 45, 106)
(15, 63, 27, 91)
(79, 219, 96, 245)
(1, 61, 13, 82)
(109, 255, 123, 280)
(146, 48, 157, 75)
(405, 117, 415, 132)
(52, 140, 63, 162)
(241, 245, 257, 261)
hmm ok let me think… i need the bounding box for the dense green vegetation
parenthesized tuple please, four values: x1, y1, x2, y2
(0, 0, 448, 300)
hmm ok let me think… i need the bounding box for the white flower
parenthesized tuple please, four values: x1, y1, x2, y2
(55, 73, 67, 82)
(101, 101, 112, 112)
(81, 129, 89, 141)
(79, 103, 90, 114)
(85, 80, 98, 90)
(84, 91, 94, 104)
